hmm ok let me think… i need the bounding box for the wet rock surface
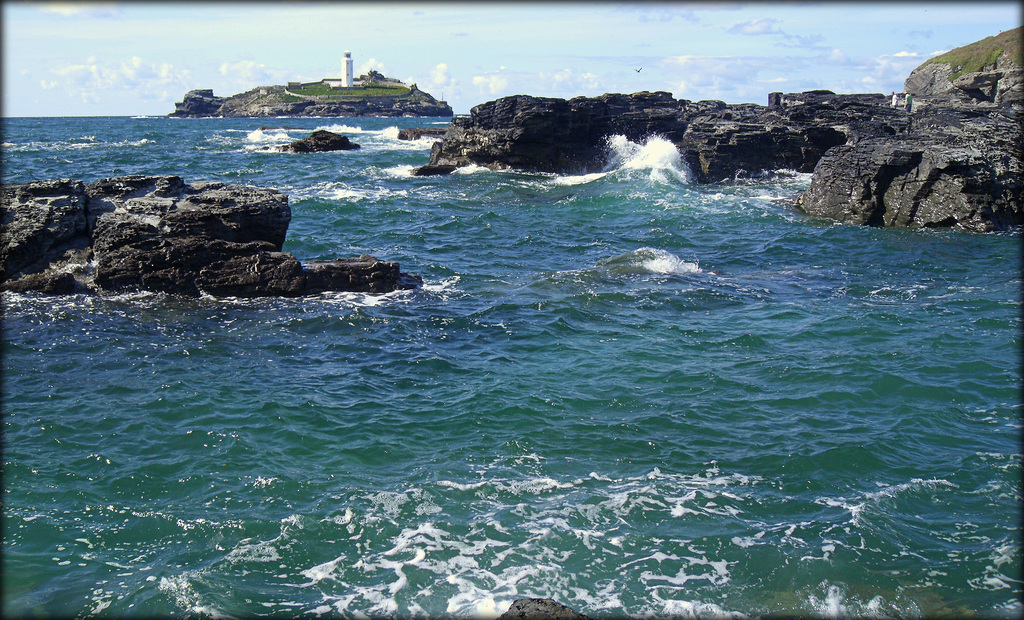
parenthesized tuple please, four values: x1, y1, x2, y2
(1, 175, 421, 296)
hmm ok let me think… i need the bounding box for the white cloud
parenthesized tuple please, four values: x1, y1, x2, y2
(472, 74, 509, 96)
(829, 49, 850, 64)
(358, 58, 387, 76)
(862, 51, 926, 87)
(430, 63, 451, 87)
(662, 54, 781, 102)
(220, 60, 268, 81)
(47, 55, 193, 105)
(34, 2, 121, 17)
(538, 68, 602, 93)
(728, 17, 781, 36)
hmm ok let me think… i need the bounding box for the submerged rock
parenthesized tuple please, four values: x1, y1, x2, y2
(411, 164, 458, 176)
(398, 127, 448, 140)
(1, 175, 420, 297)
(497, 598, 593, 620)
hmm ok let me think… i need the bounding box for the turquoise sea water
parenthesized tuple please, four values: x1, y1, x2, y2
(1, 116, 1021, 618)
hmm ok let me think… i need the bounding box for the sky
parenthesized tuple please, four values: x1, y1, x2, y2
(2, 1, 1021, 117)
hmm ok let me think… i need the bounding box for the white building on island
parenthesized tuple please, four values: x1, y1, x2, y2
(322, 51, 357, 89)
(342, 50, 354, 87)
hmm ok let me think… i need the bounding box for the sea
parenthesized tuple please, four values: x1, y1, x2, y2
(1, 115, 1021, 619)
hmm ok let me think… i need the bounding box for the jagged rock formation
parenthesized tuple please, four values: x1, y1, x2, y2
(424, 90, 901, 182)
(1, 175, 421, 296)
(170, 82, 452, 118)
(905, 26, 1022, 106)
(420, 86, 1020, 231)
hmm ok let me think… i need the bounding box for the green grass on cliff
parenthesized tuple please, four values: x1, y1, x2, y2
(288, 82, 411, 98)
(915, 26, 1022, 80)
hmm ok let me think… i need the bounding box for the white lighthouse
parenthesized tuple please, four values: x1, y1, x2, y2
(342, 51, 354, 87)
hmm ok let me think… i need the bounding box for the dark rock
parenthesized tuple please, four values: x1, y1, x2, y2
(795, 106, 1022, 231)
(280, 130, 360, 153)
(422, 86, 1018, 231)
(1, 175, 421, 297)
(303, 255, 423, 294)
(93, 236, 306, 297)
(427, 90, 899, 182)
(84, 175, 290, 248)
(1, 271, 80, 295)
(411, 164, 458, 176)
(430, 92, 690, 174)
(398, 127, 449, 140)
(1, 178, 89, 281)
(497, 598, 592, 620)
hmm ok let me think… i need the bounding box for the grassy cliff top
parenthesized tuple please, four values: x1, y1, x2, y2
(915, 26, 1022, 80)
(288, 82, 412, 98)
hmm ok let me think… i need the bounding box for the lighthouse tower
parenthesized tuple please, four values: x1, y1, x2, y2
(342, 51, 354, 87)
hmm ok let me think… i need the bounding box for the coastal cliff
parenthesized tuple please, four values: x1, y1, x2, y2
(904, 26, 1022, 106)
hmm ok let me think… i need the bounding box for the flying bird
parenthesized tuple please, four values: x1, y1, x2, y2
(636, 67, 642, 73)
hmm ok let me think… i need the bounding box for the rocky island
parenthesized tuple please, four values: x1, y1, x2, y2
(170, 69, 452, 118)
(418, 27, 1021, 232)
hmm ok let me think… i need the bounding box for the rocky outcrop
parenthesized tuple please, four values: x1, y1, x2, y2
(278, 130, 360, 153)
(422, 86, 1019, 231)
(497, 598, 592, 620)
(795, 105, 1021, 232)
(426, 90, 899, 182)
(169, 84, 453, 118)
(428, 92, 692, 175)
(1, 175, 421, 296)
(171, 89, 225, 117)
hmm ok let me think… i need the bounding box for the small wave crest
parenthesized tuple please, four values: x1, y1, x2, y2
(599, 247, 701, 277)
(244, 128, 292, 149)
(317, 123, 369, 134)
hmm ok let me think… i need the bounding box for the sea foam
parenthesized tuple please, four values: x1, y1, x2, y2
(604, 134, 691, 183)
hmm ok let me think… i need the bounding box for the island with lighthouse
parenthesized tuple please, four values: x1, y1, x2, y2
(169, 51, 453, 118)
